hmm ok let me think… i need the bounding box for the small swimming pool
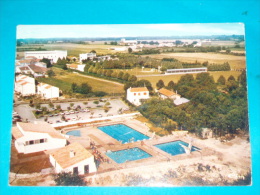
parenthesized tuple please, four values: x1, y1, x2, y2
(98, 124, 149, 144)
(106, 147, 152, 164)
(155, 140, 200, 156)
(66, 130, 81, 137)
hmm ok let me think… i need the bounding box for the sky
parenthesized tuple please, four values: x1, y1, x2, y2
(17, 23, 244, 39)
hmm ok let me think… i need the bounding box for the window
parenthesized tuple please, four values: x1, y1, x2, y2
(84, 165, 89, 174)
(134, 93, 136, 96)
(29, 140, 34, 145)
(138, 93, 140, 96)
(40, 139, 45, 143)
(144, 92, 147, 95)
(35, 140, 40, 144)
(73, 167, 78, 175)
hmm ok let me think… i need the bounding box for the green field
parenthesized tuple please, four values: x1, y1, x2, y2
(38, 68, 124, 94)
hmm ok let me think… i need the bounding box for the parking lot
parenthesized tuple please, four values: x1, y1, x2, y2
(13, 99, 130, 124)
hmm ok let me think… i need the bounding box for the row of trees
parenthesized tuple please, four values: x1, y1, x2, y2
(86, 65, 138, 83)
(138, 71, 248, 137)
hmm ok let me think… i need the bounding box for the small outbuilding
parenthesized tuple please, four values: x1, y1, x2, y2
(49, 142, 97, 175)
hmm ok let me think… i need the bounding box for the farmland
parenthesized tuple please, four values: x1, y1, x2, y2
(38, 67, 124, 94)
(143, 52, 246, 70)
(16, 43, 127, 57)
(138, 71, 243, 88)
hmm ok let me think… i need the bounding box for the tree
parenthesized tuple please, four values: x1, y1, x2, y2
(47, 69, 55, 77)
(217, 75, 226, 85)
(53, 172, 86, 186)
(135, 79, 153, 92)
(71, 83, 78, 93)
(128, 47, 133, 53)
(80, 83, 92, 94)
(40, 58, 52, 68)
(228, 75, 236, 81)
(167, 81, 175, 90)
(122, 73, 130, 81)
(128, 75, 137, 82)
(156, 79, 165, 89)
(117, 71, 124, 79)
(90, 50, 96, 53)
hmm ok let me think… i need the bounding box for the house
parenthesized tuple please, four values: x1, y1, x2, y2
(12, 122, 67, 154)
(127, 87, 149, 106)
(24, 50, 67, 63)
(15, 74, 35, 96)
(49, 142, 97, 175)
(16, 66, 31, 74)
(66, 63, 86, 72)
(37, 83, 59, 99)
(79, 53, 96, 62)
(28, 64, 48, 77)
(201, 128, 213, 139)
(158, 88, 181, 100)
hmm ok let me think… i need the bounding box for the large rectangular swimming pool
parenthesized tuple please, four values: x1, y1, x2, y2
(155, 140, 200, 156)
(98, 124, 149, 144)
(106, 147, 152, 164)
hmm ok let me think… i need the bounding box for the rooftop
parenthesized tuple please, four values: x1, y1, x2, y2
(50, 142, 93, 169)
(17, 122, 65, 139)
(158, 88, 176, 97)
(129, 87, 148, 92)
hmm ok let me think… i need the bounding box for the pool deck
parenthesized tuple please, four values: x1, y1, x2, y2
(58, 115, 218, 176)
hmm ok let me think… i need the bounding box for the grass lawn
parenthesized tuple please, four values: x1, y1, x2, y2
(144, 52, 246, 70)
(38, 67, 124, 94)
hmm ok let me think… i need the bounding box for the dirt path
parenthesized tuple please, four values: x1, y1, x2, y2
(76, 74, 124, 86)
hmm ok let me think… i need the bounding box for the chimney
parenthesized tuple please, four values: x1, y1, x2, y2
(70, 150, 75, 158)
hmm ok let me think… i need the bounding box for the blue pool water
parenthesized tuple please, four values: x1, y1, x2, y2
(66, 130, 81, 137)
(155, 140, 200, 156)
(98, 124, 149, 143)
(106, 147, 152, 164)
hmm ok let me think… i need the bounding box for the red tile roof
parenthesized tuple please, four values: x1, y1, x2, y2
(130, 87, 148, 92)
(158, 88, 176, 97)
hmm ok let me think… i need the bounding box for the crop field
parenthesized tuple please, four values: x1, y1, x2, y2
(138, 71, 243, 88)
(38, 68, 124, 94)
(144, 52, 246, 70)
(16, 43, 127, 57)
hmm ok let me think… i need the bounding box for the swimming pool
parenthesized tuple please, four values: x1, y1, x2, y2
(106, 147, 152, 164)
(98, 124, 149, 143)
(66, 130, 81, 137)
(155, 140, 200, 156)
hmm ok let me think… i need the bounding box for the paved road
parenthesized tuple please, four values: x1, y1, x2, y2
(14, 104, 36, 122)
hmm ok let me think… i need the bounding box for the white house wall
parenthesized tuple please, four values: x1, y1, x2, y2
(50, 155, 97, 175)
(15, 131, 66, 154)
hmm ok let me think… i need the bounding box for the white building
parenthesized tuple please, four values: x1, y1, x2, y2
(15, 74, 35, 96)
(127, 87, 150, 106)
(79, 53, 96, 62)
(120, 38, 137, 46)
(24, 50, 67, 63)
(12, 122, 67, 154)
(158, 88, 181, 100)
(66, 64, 86, 72)
(49, 142, 97, 175)
(37, 83, 59, 99)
